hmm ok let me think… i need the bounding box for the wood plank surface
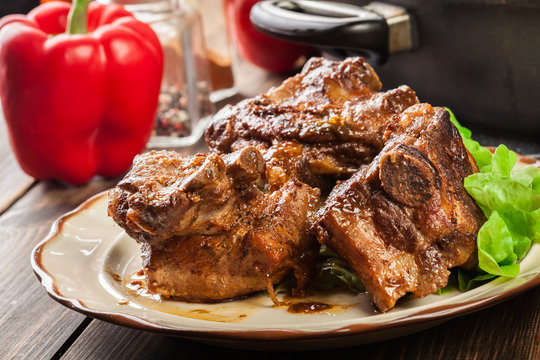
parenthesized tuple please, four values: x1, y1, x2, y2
(0, 115, 35, 214)
(0, 178, 118, 359)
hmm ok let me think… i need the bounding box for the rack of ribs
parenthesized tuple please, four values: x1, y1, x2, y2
(205, 57, 419, 191)
(108, 147, 321, 302)
(313, 104, 485, 311)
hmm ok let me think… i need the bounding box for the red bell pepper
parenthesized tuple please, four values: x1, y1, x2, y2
(225, 0, 313, 72)
(0, 0, 163, 185)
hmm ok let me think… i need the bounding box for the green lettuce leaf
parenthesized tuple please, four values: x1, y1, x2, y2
(436, 271, 458, 295)
(316, 244, 365, 293)
(446, 107, 492, 170)
(320, 257, 365, 293)
(447, 109, 540, 280)
(457, 269, 497, 292)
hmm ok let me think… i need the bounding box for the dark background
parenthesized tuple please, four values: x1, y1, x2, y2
(0, 0, 40, 17)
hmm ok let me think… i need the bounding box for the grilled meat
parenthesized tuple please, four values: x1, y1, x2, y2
(108, 147, 320, 302)
(313, 104, 485, 311)
(206, 57, 419, 190)
(109, 57, 485, 310)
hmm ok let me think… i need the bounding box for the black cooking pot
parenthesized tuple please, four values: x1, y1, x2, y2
(251, 0, 540, 134)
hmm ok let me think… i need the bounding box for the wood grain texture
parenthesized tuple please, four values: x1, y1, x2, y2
(60, 287, 539, 360)
(0, 115, 35, 214)
(0, 178, 117, 359)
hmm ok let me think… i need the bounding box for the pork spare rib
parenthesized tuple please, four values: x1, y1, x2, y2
(205, 57, 419, 191)
(108, 147, 321, 301)
(313, 104, 485, 311)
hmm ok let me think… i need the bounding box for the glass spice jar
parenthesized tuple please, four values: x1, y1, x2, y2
(98, 0, 214, 148)
(186, 0, 238, 103)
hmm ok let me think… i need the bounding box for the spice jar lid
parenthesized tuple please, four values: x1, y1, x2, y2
(96, 0, 175, 17)
(98, 0, 166, 4)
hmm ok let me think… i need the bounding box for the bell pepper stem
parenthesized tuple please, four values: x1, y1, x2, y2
(66, 0, 93, 34)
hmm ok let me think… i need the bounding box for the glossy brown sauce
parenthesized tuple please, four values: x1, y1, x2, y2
(111, 270, 256, 322)
(287, 301, 332, 314)
(107, 269, 353, 322)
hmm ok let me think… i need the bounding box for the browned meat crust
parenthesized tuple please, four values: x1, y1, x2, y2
(205, 57, 419, 190)
(313, 104, 485, 311)
(108, 147, 321, 302)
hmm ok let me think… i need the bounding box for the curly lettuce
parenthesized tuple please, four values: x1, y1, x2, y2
(448, 108, 540, 283)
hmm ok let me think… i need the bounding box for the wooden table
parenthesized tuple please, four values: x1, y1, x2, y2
(0, 60, 539, 360)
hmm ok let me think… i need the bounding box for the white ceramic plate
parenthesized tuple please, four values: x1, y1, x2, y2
(32, 160, 540, 351)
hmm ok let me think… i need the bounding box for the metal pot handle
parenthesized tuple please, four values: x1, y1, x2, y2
(250, 1, 416, 64)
